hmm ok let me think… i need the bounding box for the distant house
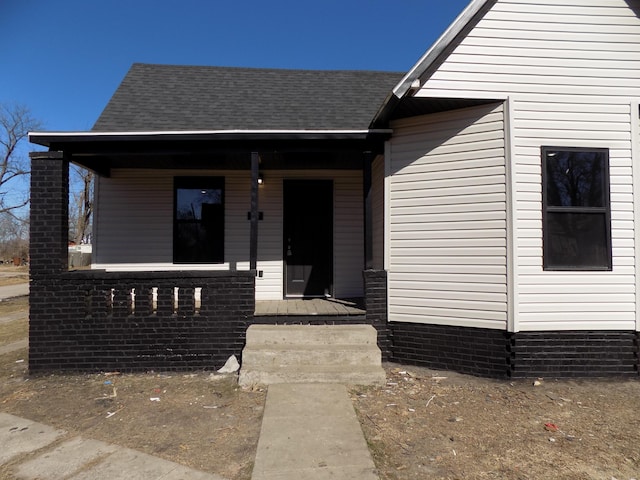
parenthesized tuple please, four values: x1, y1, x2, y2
(30, 0, 640, 377)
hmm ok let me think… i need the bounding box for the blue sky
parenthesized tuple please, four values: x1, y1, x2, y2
(1, 0, 470, 133)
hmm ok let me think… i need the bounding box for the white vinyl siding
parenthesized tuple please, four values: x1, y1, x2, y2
(414, 0, 639, 331)
(94, 168, 363, 300)
(387, 103, 507, 329)
(419, 0, 640, 100)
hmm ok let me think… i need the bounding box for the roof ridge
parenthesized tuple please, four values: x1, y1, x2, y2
(129, 62, 403, 75)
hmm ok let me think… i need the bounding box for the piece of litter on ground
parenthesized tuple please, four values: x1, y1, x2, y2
(217, 355, 240, 373)
(408, 408, 416, 412)
(106, 407, 124, 419)
(544, 423, 559, 432)
(203, 405, 219, 409)
(150, 397, 160, 402)
(104, 380, 112, 385)
(386, 403, 397, 407)
(15, 359, 24, 363)
(95, 387, 117, 401)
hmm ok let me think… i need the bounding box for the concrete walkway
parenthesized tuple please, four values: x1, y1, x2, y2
(1, 384, 378, 480)
(252, 383, 379, 480)
(0, 283, 29, 301)
(0, 412, 226, 480)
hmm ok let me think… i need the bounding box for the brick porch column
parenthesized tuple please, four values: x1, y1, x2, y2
(29, 151, 70, 371)
(29, 151, 69, 277)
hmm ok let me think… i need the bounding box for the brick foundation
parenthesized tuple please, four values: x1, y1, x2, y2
(508, 331, 639, 378)
(390, 323, 639, 378)
(391, 323, 509, 378)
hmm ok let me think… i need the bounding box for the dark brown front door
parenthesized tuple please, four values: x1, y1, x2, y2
(283, 180, 333, 297)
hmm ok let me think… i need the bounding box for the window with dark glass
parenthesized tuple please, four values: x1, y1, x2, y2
(542, 147, 611, 270)
(174, 177, 224, 263)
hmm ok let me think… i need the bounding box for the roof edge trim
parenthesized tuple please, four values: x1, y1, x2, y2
(391, 0, 495, 100)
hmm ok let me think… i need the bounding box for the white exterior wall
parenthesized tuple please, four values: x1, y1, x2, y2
(387, 103, 508, 329)
(94, 168, 364, 300)
(413, 0, 640, 331)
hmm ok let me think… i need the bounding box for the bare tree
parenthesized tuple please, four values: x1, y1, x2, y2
(0, 102, 41, 217)
(0, 211, 28, 263)
(69, 165, 94, 244)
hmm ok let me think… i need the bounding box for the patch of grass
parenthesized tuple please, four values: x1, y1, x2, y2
(0, 297, 28, 316)
(0, 318, 28, 345)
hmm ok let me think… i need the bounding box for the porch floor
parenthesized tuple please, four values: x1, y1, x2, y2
(254, 297, 365, 316)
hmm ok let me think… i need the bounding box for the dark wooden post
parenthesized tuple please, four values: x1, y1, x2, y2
(363, 151, 374, 270)
(249, 151, 260, 271)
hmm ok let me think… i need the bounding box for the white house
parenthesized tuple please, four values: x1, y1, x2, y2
(29, 0, 640, 377)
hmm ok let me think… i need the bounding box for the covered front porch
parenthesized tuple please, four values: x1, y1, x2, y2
(27, 134, 390, 372)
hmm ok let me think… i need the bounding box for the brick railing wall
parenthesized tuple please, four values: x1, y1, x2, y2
(29, 270, 255, 372)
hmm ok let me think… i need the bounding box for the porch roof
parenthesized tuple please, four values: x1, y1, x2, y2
(28, 129, 390, 176)
(89, 64, 402, 131)
(30, 63, 401, 175)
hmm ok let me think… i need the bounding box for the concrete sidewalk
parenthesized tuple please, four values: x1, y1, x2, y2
(0, 283, 29, 301)
(251, 383, 379, 480)
(0, 412, 226, 480)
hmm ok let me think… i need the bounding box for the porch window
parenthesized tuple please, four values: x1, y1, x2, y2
(174, 177, 224, 263)
(542, 147, 611, 270)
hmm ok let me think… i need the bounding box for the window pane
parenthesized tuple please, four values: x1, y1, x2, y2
(545, 212, 610, 268)
(176, 188, 222, 220)
(545, 150, 605, 207)
(174, 177, 224, 264)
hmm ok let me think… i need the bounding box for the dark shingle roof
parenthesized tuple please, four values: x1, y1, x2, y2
(93, 63, 403, 132)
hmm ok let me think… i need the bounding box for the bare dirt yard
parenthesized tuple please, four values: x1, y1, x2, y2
(0, 296, 639, 480)
(352, 367, 640, 480)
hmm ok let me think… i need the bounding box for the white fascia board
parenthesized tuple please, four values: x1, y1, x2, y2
(28, 129, 394, 147)
(29, 129, 392, 138)
(392, 0, 494, 100)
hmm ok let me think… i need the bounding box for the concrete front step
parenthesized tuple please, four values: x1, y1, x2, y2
(239, 324, 386, 386)
(239, 365, 386, 387)
(246, 324, 379, 346)
(242, 344, 382, 367)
